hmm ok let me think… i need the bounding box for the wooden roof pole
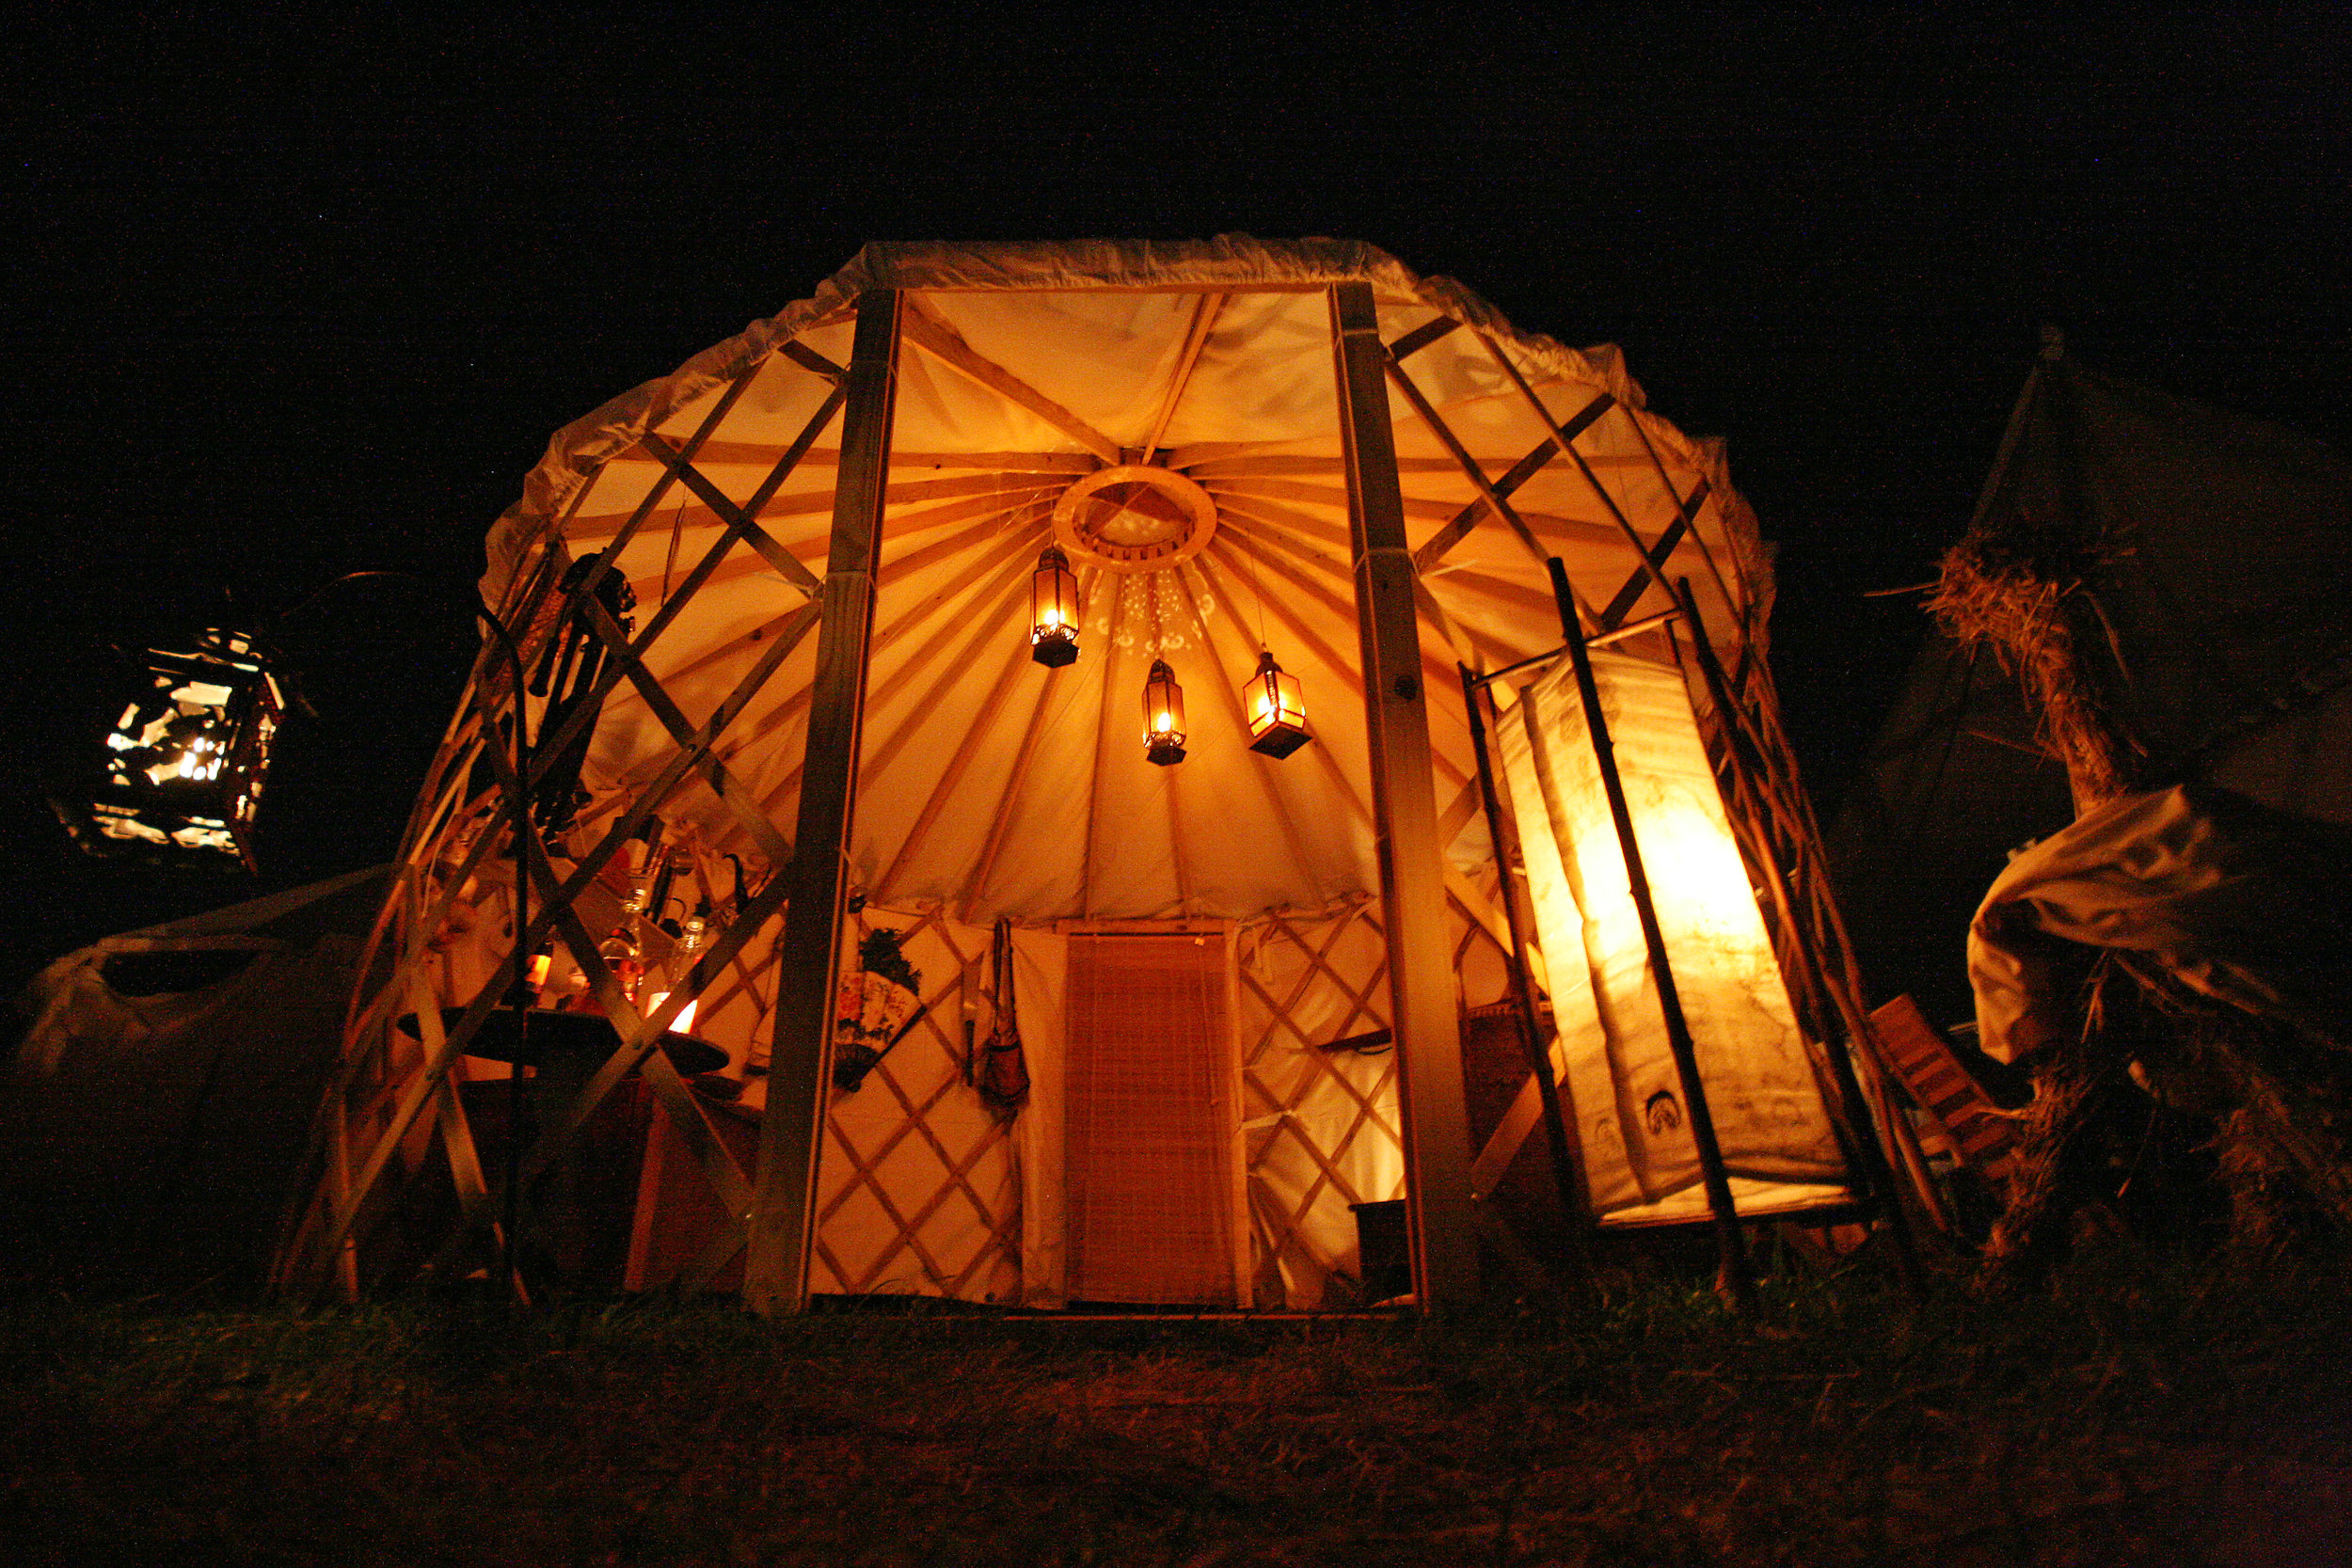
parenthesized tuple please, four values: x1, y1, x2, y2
(898, 294, 1123, 466)
(1200, 540, 1376, 835)
(1330, 281, 1479, 1311)
(746, 289, 903, 1316)
(735, 514, 1049, 813)
(870, 574, 1049, 897)
(1172, 565, 1327, 906)
(960, 657, 1063, 919)
(1137, 293, 1224, 465)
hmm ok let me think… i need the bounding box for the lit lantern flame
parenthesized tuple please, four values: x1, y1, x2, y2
(1244, 649, 1311, 759)
(1143, 658, 1186, 766)
(1029, 545, 1080, 667)
(54, 629, 284, 870)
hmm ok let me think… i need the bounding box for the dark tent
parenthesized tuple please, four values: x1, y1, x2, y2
(2, 866, 389, 1291)
(1832, 343, 2352, 1023)
(1941, 345, 2352, 816)
(1826, 626, 2073, 1025)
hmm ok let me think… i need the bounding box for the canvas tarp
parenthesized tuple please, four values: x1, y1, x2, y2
(1970, 783, 2352, 1063)
(1948, 354, 2352, 815)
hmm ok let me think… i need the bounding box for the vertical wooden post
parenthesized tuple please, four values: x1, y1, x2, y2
(743, 289, 902, 1315)
(1545, 557, 1758, 1316)
(1329, 281, 1479, 1310)
(1459, 665, 1597, 1268)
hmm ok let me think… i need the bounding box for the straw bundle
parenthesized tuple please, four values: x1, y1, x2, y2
(1931, 528, 2141, 810)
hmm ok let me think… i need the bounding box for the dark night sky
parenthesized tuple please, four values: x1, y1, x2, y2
(4, 8, 2346, 996)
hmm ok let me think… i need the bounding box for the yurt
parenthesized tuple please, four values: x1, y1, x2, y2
(271, 239, 1912, 1313)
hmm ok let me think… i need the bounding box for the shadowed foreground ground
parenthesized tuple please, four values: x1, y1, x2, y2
(3, 1248, 2348, 1566)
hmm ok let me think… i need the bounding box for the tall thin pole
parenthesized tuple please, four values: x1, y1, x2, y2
(1329, 281, 1479, 1310)
(745, 289, 902, 1315)
(474, 607, 532, 1307)
(1458, 664, 1596, 1278)
(1544, 557, 1757, 1315)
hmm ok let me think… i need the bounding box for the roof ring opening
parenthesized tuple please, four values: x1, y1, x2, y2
(1051, 465, 1220, 573)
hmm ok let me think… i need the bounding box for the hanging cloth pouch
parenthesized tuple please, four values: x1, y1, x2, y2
(977, 919, 1030, 1118)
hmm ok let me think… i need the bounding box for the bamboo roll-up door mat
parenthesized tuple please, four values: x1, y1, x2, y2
(1065, 929, 1240, 1306)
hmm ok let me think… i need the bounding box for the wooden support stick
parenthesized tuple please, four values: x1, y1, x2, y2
(1387, 313, 1462, 362)
(1330, 281, 1480, 1311)
(1459, 665, 1597, 1267)
(1615, 410, 1746, 636)
(1596, 483, 1706, 631)
(746, 290, 903, 1316)
(1477, 336, 1694, 623)
(1384, 356, 1553, 571)
(1544, 556, 1757, 1316)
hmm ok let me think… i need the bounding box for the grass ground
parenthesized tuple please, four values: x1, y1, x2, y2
(3, 1243, 2348, 1566)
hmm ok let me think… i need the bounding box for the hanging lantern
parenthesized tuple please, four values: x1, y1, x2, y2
(1244, 649, 1311, 759)
(1028, 545, 1080, 667)
(1143, 658, 1186, 766)
(53, 629, 286, 871)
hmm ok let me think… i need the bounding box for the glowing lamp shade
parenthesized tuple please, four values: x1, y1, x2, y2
(1497, 649, 1849, 1226)
(1028, 545, 1081, 668)
(1142, 657, 1186, 766)
(1243, 650, 1311, 759)
(54, 629, 285, 872)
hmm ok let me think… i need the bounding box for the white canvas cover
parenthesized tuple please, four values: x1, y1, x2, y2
(1969, 783, 2352, 1063)
(479, 238, 1770, 930)
(1498, 653, 1850, 1222)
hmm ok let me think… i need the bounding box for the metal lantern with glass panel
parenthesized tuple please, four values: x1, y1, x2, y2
(1243, 649, 1311, 758)
(56, 629, 285, 871)
(1142, 658, 1186, 766)
(1028, 545, 1080, 667)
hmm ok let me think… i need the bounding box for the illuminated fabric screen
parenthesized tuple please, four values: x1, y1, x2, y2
(1498, 650, 1851, 1225)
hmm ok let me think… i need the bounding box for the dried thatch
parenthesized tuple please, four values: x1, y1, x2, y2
(1931, 507, 2139, 811)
